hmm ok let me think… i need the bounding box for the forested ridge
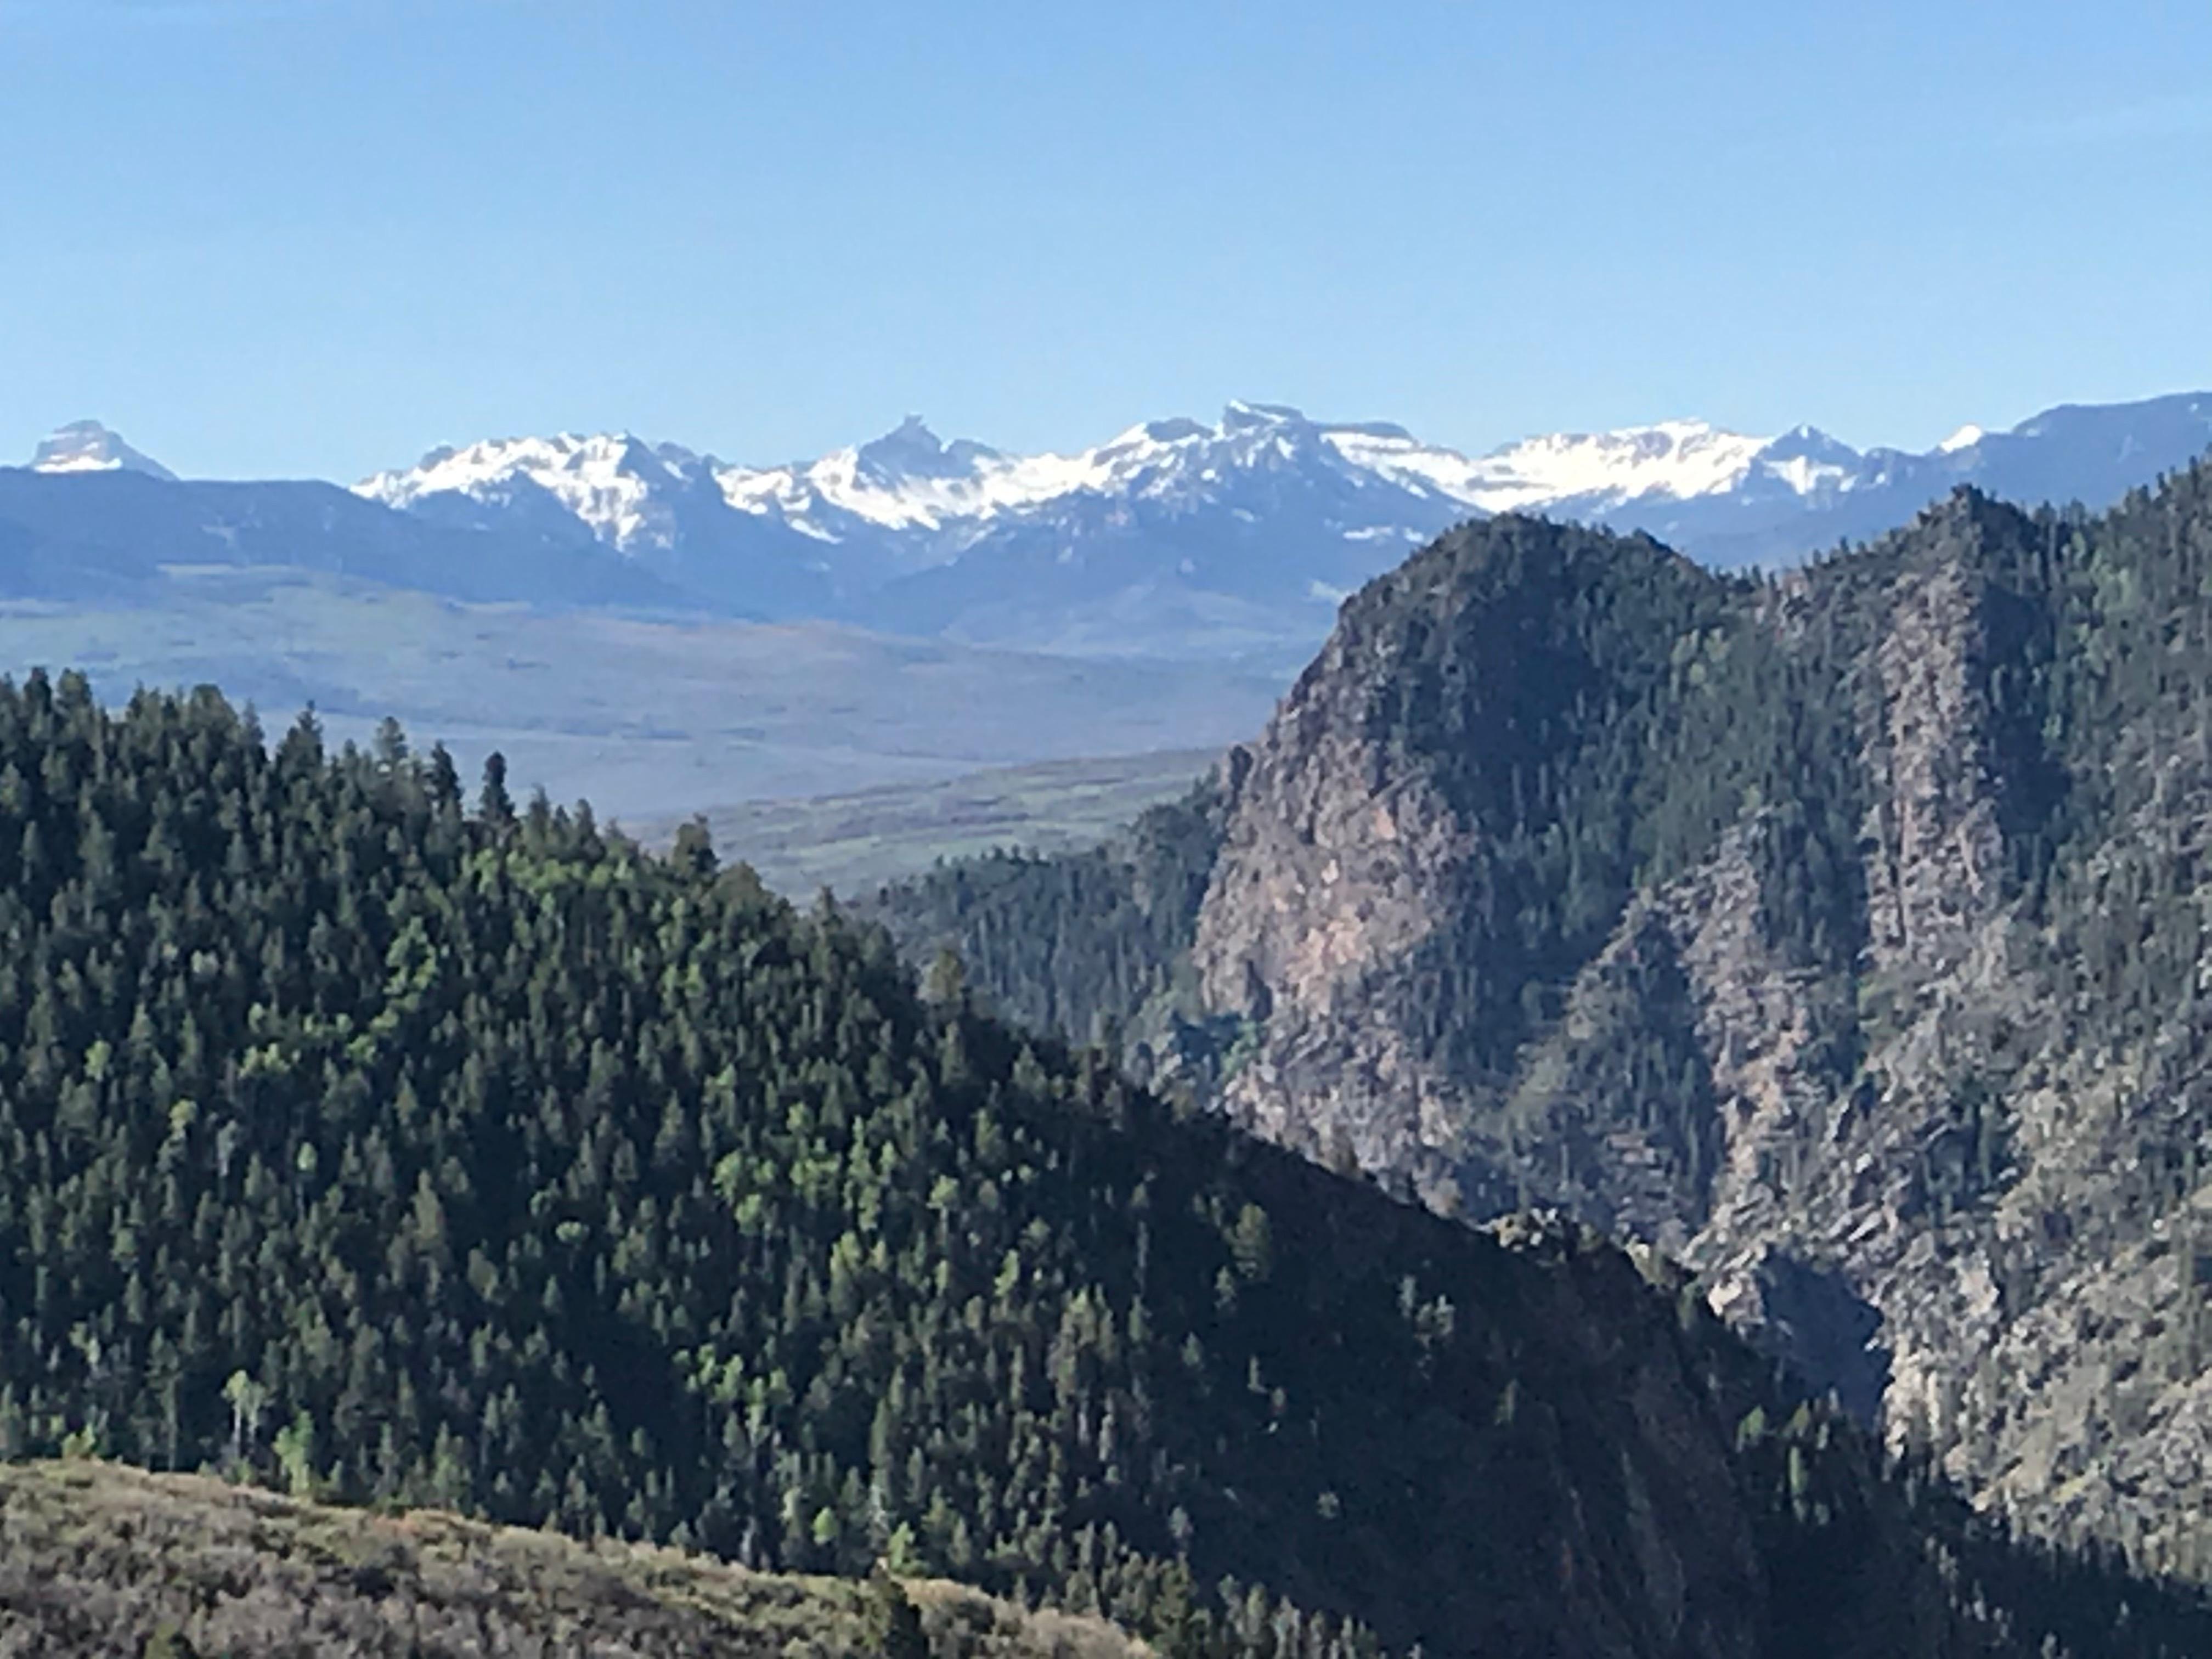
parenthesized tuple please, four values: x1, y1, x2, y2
(877, 460, 2212, 1588)
(0, 671, 2208, 1654)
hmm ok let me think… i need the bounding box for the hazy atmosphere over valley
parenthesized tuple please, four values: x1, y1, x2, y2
(3, 3, 2211, 1656)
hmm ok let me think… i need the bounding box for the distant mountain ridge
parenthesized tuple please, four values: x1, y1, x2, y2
(350, 392, 2212, 651)
(10, 392, 2212, 660)
(0, 461, 680, 610)
(356, 394, 2212, 562)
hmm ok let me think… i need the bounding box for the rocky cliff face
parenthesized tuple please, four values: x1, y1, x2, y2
(1182, 483, 2212, 1581)
(1191, 601, 1477, 1193)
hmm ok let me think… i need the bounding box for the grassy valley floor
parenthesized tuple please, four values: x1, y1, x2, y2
(634, 748, 1218, 897)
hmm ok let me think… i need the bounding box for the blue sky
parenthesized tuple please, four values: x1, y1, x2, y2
(2, 0, 2208, 479)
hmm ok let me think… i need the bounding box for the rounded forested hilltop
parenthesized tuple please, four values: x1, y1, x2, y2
(0, 672, 2205, 1658)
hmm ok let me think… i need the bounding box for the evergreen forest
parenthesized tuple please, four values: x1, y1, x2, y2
(0, 669, 2208, 1654)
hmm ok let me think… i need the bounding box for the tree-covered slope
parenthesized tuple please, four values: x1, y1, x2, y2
(878, 461, 2212, 1585)
(866, 782, 1226, 1054)
(0, 673, 2207, 1655)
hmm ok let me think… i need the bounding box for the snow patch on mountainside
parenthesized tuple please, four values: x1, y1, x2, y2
(1343, 419, 1770, 512)
(1346, 417, 1872, 516)
(30, 421, 177, 482)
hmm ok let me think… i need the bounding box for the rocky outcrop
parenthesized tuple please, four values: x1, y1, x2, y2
(1858, 554, 2012, 974)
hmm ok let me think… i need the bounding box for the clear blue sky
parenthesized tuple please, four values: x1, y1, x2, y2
(3, 0, 2208, 479)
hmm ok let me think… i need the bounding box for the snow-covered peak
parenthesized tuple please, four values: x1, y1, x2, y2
(1938, 423, 1988, 454)
(1099, 416, 1211, 451)
(1742, 425, 1864, 499)
(1325, 417, 1733, 512)
(30, 420, 177, 482)
(357, 432, 711, 550)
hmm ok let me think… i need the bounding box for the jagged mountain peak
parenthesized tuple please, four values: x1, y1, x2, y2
(1182, 469, 2212, 1569)
(848, 414, 1002, 485)
(1760, 422, 1854, 458)
(30, 420, 177, 482)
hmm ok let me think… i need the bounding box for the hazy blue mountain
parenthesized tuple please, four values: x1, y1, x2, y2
(0, 460, 683, 610)
(30, 418, 178, 481)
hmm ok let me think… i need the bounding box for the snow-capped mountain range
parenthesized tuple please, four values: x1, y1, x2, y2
(349, 392, 2212, 656)
(353, 401, 1860, 572)
(19, 392, 2212, 661)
